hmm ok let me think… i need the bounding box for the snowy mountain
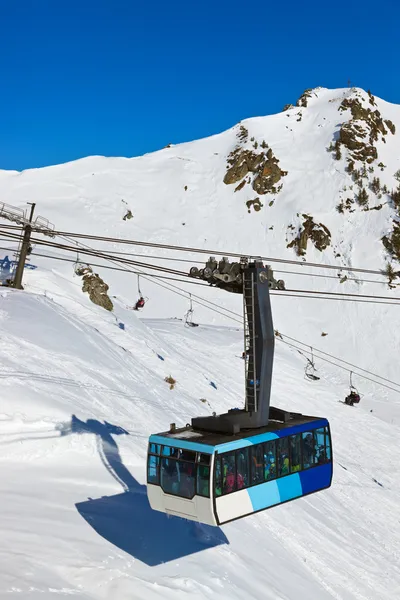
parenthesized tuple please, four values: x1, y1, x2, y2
(1, 87, 400, 598)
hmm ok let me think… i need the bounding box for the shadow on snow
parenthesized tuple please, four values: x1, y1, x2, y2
(60, 415, 229, 566)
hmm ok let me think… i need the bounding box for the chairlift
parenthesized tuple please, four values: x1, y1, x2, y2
(349, 371, 359, 394)
(73, 250, 89, 276)
(304, 347, 320, 381)
(133, 275, 148, 310)
(184, 294, 198, 327)
(344, 371, 361, 405)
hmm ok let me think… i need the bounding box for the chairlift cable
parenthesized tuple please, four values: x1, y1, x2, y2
(0, 222, 397, 279)
(21, 225, 388, 277)
(279, 338, 400, 395)
(1, 231, 399, 395)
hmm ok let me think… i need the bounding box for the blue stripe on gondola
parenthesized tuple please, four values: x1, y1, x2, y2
(246, 473, 303, 511)
(300, 462, 332, 495)
(149, 434, 215, 454)
(247, 479, 281, 510)
(277, 472, 303, 502)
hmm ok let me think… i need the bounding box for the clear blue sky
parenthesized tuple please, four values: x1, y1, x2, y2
(0, 0, 398, 171)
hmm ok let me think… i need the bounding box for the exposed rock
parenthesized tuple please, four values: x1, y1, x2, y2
(234, 180, 246, 193)
(296, 89, 313, 108)
(367, 90, 376, 106)
(282, 104, 294, 111)
(385, 119, 396, 135)
(335, 96, 394, 165)
(382, 222, 400, 262)
(77, 266, 113, 311)
(287, 215, 331, 256)
(224, 150, 253, 184)
(223, 122, 288, 202)
(246, 198, 263, 213)
(123, 210, 133, 221)
(252, 151, 287, 195)
(224, 146, 287, 195)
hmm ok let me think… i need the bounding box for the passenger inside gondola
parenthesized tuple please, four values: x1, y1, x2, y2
(236, 448, 249, 489)
(290, 434, 301, 472)
(252, 445, 264, 484)
(264, 441, 276, 480)
(302, 432, 314, 469)
(277, 438, 289, 476)
(222, 454, 236, 494)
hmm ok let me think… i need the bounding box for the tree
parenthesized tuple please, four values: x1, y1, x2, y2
(357, 186, 369, 206)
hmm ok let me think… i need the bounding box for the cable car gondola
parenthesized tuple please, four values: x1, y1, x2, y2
(147, 257, 333, 525)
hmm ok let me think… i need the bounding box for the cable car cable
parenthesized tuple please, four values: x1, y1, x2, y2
(23, 225, 387, 277)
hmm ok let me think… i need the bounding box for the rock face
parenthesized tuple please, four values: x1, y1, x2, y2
(382, 223, 400, 261)
(253, 149, 287, 195)
(76, 266, 113, 311)
(333, 94, 395, 166)
(287, 215, 331, 256)
(246, 198, 263, 213)
(223, 126, 288, 204)
(296, 88, 313, 108)
(324, 90, 398, 262)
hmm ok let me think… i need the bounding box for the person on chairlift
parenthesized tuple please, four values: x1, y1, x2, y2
(345, 389, 360, 406)
(134, 296, 145, 310)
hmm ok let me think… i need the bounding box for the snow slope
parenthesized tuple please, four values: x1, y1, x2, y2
(1, 87, 400, 598)
(1, 282, 400, 599)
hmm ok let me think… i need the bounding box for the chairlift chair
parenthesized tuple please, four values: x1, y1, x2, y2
(184, 294, 198, 327)
(304, 348, 320, 381)
(73, 250, 89, 276)
(344, 372, 361, 405)
(133, 275, 148, 310)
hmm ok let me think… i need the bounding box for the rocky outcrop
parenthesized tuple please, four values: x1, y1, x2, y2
(76, 266, 113, 311)
(329, 92, 397, 220)
(382, 222, 400, 262)
(224, 149, 264, 185)
(246, 198, 263, 213)
(382, 185, 400, 261)
(123, 209, 133, 221)
(287, 215, 331, 256)
(223, 126, 288, 202)
(334, 95, 395, 165)
(296, 89, 313, 108)
(252, 149, 287, 195)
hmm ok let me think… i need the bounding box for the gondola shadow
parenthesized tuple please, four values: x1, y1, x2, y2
(64, 416, 229, 566)
(76, 488, 229, 566)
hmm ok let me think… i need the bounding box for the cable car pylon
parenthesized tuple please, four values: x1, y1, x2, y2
(187, 256, 292, 433)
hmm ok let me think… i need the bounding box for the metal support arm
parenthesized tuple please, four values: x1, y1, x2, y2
(189, 257, 286, 434)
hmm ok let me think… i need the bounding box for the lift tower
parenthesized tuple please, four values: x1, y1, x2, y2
(189, 257, 290, 434)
